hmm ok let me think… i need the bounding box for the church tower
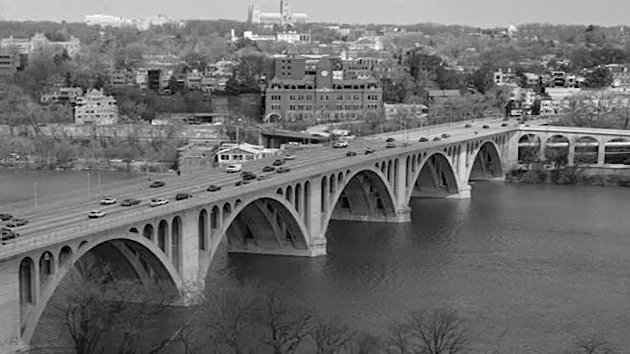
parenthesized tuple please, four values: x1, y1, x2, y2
(280, 0, 292, 27)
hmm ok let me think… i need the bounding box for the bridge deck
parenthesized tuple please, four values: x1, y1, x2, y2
(0, 120, 516, 259)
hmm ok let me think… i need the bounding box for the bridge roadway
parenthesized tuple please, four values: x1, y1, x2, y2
(0, 119, 518, 258)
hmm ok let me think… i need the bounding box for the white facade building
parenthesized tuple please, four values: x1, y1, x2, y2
(74, 89, 119, 125)
(215, 143, 279, 164)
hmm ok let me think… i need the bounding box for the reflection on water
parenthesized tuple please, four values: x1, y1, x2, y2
(30, 181, 630, 353)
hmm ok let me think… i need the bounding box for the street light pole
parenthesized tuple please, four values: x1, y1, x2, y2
(34, 182, 38, 210)
(87, 172, 91, 197)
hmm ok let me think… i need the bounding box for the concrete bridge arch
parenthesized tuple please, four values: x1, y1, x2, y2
(320, 166, 398, 237)
(20, 233, 182, 344)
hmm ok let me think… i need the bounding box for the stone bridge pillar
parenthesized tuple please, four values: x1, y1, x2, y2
(306, 178, 326, 256)
(568, 141, 576, 166)
(178, 210, 204, 305)
(449, 147, 471, 199)
(0, 258, 29, 354)
(597, 138, 606, 165)
(395, 161, 411, 221)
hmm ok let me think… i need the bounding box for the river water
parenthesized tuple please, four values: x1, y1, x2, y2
(3, 170, 630, 353)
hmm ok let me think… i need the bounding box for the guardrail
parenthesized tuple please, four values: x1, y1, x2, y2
(0, 127, 514, 259)
(364, 117, 504, 140)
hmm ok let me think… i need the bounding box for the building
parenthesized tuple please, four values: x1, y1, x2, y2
(427, 90, 462, 105)
(74, 89, 119, 125)
(384, 103, 429, 121)
(606, 64, 630, 88)
(0, 52, 18, 79)
(215, 143, 280, 164)
(40, 87, 83, 104)
(276, 31, 311, 44)
(85, 14, 184, 30)
(247, 0, 308, 26)
(349, 37, 384, 52)
(1, 33, 81, 57)
(265, 57, 383, 122)
(494, 69, 517, 86)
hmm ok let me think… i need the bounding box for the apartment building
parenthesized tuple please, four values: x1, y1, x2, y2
(606, 64, 630, 87)
(265, 57, 383, 122)
(74, 89, 119, 125)
(0, 52, 18, 79)
(40, 87, 84, 104)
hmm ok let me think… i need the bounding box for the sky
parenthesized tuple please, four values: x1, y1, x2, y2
(4, 0, 630, 27)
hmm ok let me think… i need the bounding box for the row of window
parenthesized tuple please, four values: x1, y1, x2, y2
(270, 94, 381, 102)
(284, 111, 364, 121)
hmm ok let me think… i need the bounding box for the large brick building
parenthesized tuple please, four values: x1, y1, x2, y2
(265, 57, 383, 122)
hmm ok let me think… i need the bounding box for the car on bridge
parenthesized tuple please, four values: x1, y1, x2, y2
(6, 218, 28, 228)
(433, 137, 441, 141)
(501, 122, 508, 127)
(386, 137, 395, 142)
(257, 175, 271, 181)
(1, 228, 19, 244)
(277, 167, 291, 173)
(100, 196, 117, 205)
(241, 171, 257, 181)
(87, 210, 106, 219)
(465, 123, 472, 128)
(441, 133, 451, 139)
(284, 154, 296, 161)
(226, 164, 243, 173)
(262, 166, 275, 172)
(483, 125, 490, 129)
(150, 181, 166, 188)
(418, 137, 429, 142)
(333, 141, 349, 148)
(175, 193, 192, 201)
(273, 159, 285, 166)
(386, 142, 396, 148)
(235, 180, 251, 187)
(0, 213, 12, 221)
(121, 199, 141, 207)
(207, 185, 222, 192)
(150, 198, 169, 207)
(365, 148, 375, 154)
(346, 151, 357, 157)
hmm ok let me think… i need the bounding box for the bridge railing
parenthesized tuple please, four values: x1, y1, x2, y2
(364, 116, 504, 140)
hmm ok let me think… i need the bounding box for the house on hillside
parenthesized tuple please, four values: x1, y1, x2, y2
(427, 89, 463, 105)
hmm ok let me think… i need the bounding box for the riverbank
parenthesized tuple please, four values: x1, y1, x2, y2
(0, 159, 176, 174)
(506, 165, 630, 186)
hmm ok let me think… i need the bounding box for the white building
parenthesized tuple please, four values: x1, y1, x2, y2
(384, 103, 429, 120)
(85, 14, 185, 30)
(40, 87, 84, 104)
(215, 143, 280, 164)
(74, 89, 119, 125)
(1, 32, 81, 56)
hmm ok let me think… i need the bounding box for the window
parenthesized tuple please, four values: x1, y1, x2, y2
(297, 105, 304, 111)
(336, 104, 343, 110)
(271, 104, 281, 110)
(289, 95, 296, 101)
(353, 95, 360, 100)
(289, 104, 296, 111)
(298, 95, 304, 101)
(306, 95, 313, 100)
(305, 104, 313, 110)
(336, 95, 343, 100)
(345, 95, 352, 100)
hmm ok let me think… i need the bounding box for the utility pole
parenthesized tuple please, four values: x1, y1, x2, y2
(87, 172, 91, 197)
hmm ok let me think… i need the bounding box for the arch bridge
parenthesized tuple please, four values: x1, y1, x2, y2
(0, 129, 513, 352)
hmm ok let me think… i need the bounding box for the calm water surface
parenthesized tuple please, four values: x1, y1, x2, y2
(3, 170, 629, 353)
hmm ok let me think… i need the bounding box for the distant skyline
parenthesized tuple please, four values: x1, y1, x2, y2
(4, 0, 630, 28)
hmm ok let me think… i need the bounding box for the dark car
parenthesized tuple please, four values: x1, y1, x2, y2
(0, 213, 12, 221)
(419, 137, 429, 142)
(175, 193, 192, 201)
(150, 181, 165, 188)
(236, 180, 251, 187)
(262, 166, 275, 173)
(433, 137, 442, 141)
(501, 122, 508, 127)
(207, 185, 222, 192)
(386, 137, 395, 142)
(272, 159, 285, 166)
(365, 148, 375, 155)
(482, 125, 490, 129)
(241, 171, 257, 181)
(465, 123, 472, 128)
(386, 142, 396, 148)
(346, 151, 357, 157)
(1, 228, 18, 244)
(6, 218, 28, 228)
(277, 166, 291, 173)
(121, 198, 141, 206)
(441, 133, 451, 139)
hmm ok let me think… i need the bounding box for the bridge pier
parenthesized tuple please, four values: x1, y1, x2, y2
(445, 183, 472, 199)
(0, 258, 28, 354)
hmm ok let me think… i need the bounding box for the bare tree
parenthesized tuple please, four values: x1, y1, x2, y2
(259, 291, 314, 354)
(574, 336, 615, 354)
(386, 320, 412, 354)
(311, 318, 355, 354)
(201, 284, 260, 354)
(348, 330, 383, 354)
(389, 308, 470, 354)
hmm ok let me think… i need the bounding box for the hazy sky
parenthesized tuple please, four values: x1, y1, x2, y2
(5, 0, 630, 27)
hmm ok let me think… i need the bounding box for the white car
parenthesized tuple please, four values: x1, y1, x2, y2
(283, 154, 296, 160)
(87, 210, 106, 219)
(333, 141, 349, 148)
(100, 196, 117, 205)
(226, 164, 243, 173)
(150, 198, 169, 207)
